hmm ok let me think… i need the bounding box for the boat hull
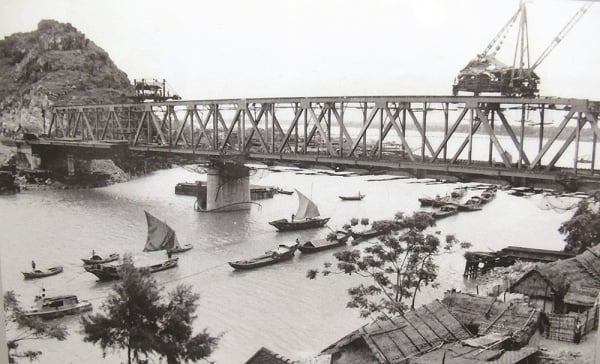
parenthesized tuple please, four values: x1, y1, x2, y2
(22, 266, 63, 279)
(299, 240, 345, 254)
(24, 302, 92, 320)
(229, 244, 298, 270)
(81, 253, 119, 265)
(169, 244, 193, 254)
(85, 258, 179, 281)
(268, 217, 330, 231)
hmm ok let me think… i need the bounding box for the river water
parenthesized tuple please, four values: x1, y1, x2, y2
(0, 165, 577, 363)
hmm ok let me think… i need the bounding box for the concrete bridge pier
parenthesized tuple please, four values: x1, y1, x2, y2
(196, 161, 251, 212)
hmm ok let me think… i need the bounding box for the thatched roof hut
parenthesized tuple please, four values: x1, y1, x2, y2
(442, 291, 540, 348)
(321, 300, 471, 364)
(243, 347, 298, 364)
(510, 244, 600, 313)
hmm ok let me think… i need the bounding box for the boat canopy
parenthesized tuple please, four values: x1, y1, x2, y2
(294, 190, 320, 220)
(144, 211, 181, 252)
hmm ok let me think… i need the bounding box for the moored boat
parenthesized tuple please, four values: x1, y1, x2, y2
(275, 187, 294, 195)
(418, 195, 451, 207)
(22, 266, 63, 279)
(24, 292, 92, 320)
(338, 192, 365, 201)
(451, 186, 467, 198)
(480, 190, 496, 203)
(299, 231, 350, 254)
(269, 190, 330, 231)
(433, 204, 459, 219)
(229, 243, 299, 270)
(144, 211, 193, 254)
(351, 228, 388, 241)
(82, 252, 119, 265)
(457, 198, 483, 211)
(84, 257, 179, 281)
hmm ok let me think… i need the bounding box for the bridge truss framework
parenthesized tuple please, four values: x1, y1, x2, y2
(46, 96, 600, 178)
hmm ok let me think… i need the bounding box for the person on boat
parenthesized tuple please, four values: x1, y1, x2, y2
(31, 260, 36, 270)
(291, 214, 295, 222)
(167, 250, 173, 259)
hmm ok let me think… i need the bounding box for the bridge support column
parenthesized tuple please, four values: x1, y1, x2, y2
(67, 154, 75, 176)
(198, 162, 250, 212)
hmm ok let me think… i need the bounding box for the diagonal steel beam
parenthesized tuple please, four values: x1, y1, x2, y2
(132, 112, 147, 146)
(220, 108, 242, 152)
(383, 106, 416, 162)
(305, 104, 328, 146)
(244, 105, 269, 152)
(174, 110, 191, 147)
(244, 105, 267, 149)
(529, 109, 575, 168)
(149, 111, 168, 145)
(271, 112, 292, 153)
(496, 109, 530, 166)
(475, 108, 512, 168)
(431, 108, 469, 161)
(193, 109, 214, 149)
(82, 111, 96, 141)
(329, 105, 354, 149)
(407, 109, 435, 157)
(278, 107, 304, 154)
(546, 123, 581, 170)
(451, 118, 482, 163)
(350, 106, 379, 156)
(308, 106, 336, 155)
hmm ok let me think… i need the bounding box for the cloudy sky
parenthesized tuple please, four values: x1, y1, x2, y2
(1, 0, 599, 100)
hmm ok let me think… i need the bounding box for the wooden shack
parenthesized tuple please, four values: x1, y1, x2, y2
(510, 245, 600, 314)
(321, 300, 471, 364)
(442, 291, 541, 348)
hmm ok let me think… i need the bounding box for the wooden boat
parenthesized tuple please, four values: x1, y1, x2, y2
(22, 266, 63, 279)
(84, 257, 179, 281)
(299, 231, 350, 254)
(23, 293, 92, 320)
(229, 243, 299, 270)
(144, 211, 193, 254)
(339, 192, 365, 201)
(418, 195, 451, 207)
(275, 187, 294, 195)
(433, 204, 459, 219)
(480, 190, 496, 203)
(351, 228, 387, 241)
(457, 198, 483, 211)
(451, 187, 467, 198)
(81, 253, 119, 265)
(269, 190, 330, 231)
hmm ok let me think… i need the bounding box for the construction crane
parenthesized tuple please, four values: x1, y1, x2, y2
(130, 78, 181, 102)
(452, 1, 592, 97)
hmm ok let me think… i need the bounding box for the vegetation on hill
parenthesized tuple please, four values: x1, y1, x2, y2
(0, 19, 134, 134)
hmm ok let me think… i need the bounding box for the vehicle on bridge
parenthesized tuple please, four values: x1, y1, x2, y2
(453, 2, 591, 97)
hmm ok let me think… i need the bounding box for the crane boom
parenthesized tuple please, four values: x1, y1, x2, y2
(531, 2, 592, 70)
(482, 7, 521, 57)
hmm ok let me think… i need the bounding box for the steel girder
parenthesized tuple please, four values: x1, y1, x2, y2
(47, 96, 600, 174)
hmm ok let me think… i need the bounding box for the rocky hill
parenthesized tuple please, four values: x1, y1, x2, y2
(0, 19, 134, 134)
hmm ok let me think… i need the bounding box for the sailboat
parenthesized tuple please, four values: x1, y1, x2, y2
(144, 211, 193, 254)
(268, 189, 330, 231)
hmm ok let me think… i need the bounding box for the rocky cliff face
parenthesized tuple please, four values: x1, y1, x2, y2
(0, 19, 134, 134)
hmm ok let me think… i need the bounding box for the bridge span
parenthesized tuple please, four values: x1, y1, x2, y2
(24, 95, 600, 190)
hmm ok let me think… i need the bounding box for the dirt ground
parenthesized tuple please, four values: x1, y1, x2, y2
(531, 330, 599, 363)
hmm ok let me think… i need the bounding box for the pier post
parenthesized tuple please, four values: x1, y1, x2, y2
(200, 161, 250, 212)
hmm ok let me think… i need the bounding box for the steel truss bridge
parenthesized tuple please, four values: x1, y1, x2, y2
(40, 95, 600, 187)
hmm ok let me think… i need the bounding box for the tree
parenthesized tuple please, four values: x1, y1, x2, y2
(156, 285, 219, 364)
(82, 255, 219, 364)
(4, 291, 67, 363)
(308, 211, 471, 320)
(559, 192, 600, 254)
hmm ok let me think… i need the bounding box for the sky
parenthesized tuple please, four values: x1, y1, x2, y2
(1, 0, 599, 100)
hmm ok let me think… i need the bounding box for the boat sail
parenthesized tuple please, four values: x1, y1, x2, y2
(295, 190, 321, 220)
(144, 211, 193, 253)
(268, 189, 330, 231)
